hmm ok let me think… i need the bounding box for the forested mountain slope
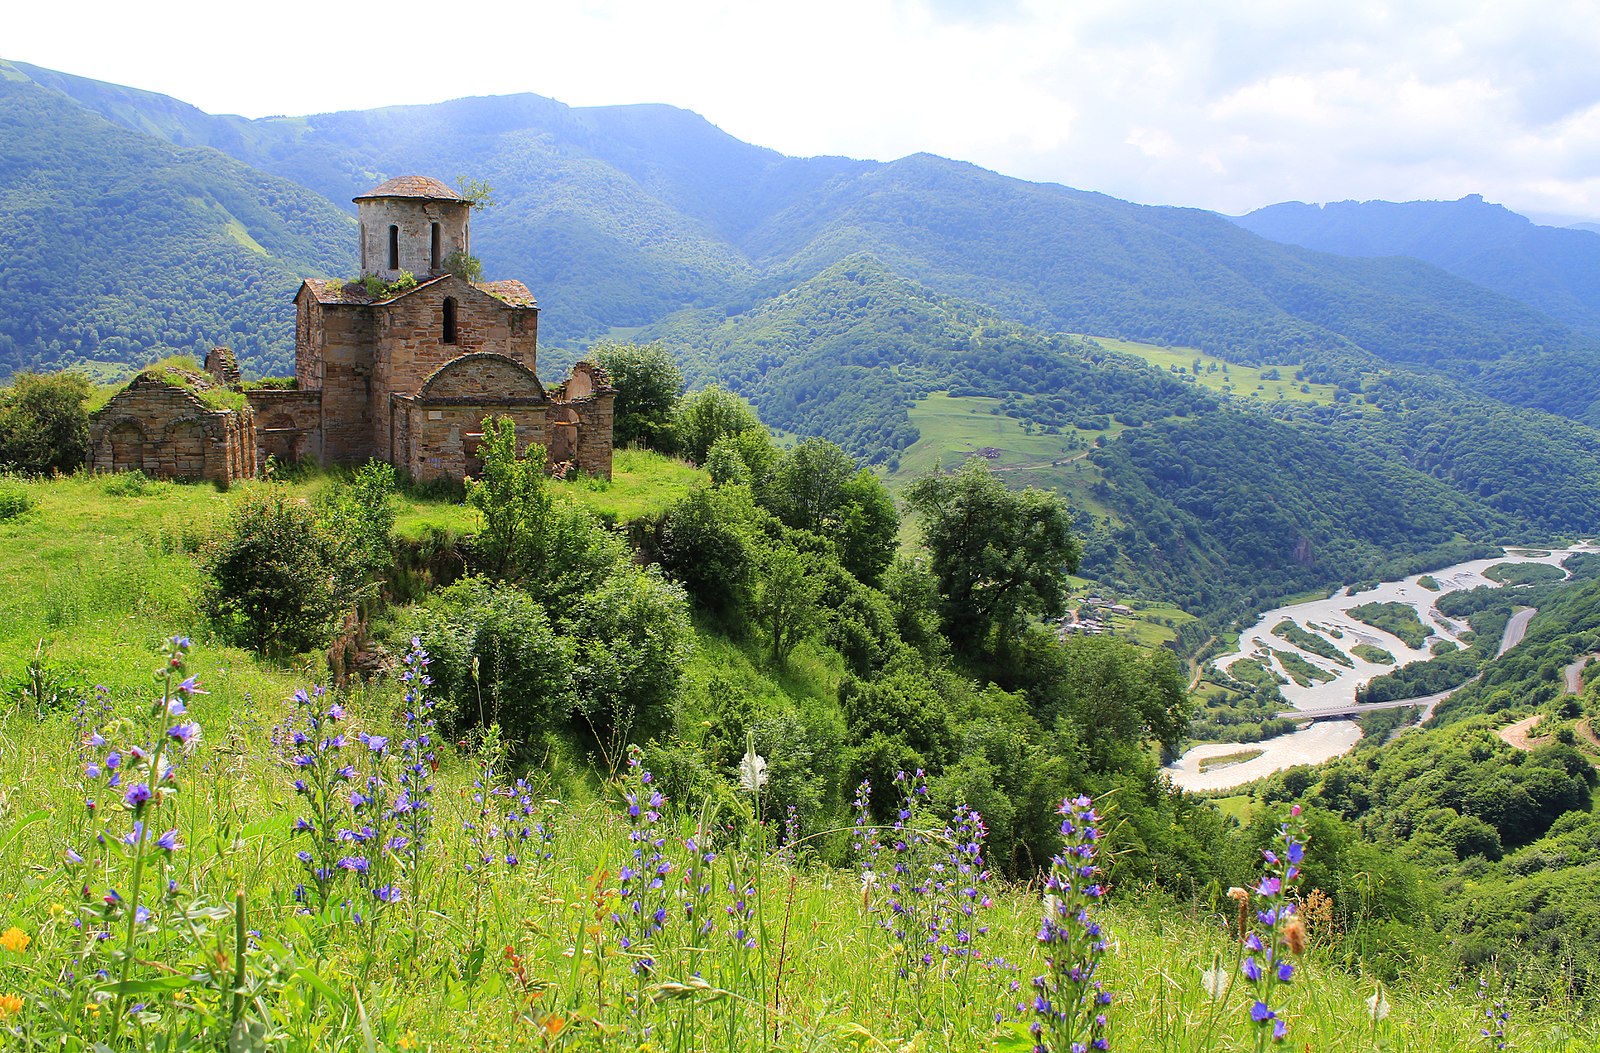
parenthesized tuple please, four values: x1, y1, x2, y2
(1237, 195, 1600, 337)
(0, 67, 354, 377)
(11, 59, 1598, 425)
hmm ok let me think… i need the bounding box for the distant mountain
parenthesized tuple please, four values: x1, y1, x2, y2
(0, 63, 354, 376)
(1236, 195, 1600, 337)
(11, 61, 1596, 413)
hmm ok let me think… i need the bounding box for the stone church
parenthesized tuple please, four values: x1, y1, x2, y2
(88, 175, 614, 485)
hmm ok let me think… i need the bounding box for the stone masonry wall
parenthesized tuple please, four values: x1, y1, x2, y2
(371, 280, 536, 462)
(357, 198, 470, 281)
(88, 380, 255, 486)
(245, 389, 323, 467)
(315, 304, 378, 465)
(566, 391, 616, 479)
(398, 400, 549, 483)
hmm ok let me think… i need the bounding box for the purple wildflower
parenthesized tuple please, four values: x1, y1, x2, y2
(1031, 794, 1110, 1053)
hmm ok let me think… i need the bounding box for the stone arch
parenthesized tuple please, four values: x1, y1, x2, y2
(548, 406, 579, 465)
(417, 353, 546, 401)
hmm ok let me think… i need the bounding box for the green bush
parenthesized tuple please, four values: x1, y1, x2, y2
(396, 576, 574, 750)
(0, 478, 32, 520)
(0, 371, 90, 475)
(199, 490, 342, 656)
(100, 470, 160, 498)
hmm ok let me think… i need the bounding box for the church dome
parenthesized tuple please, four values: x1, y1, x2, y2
(354, 176, 464, 202)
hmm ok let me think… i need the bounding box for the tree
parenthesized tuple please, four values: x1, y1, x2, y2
(592, 342, 684, 452)
(750, 541, 827, 664)
(654, 483, 767, 622)
(674, 385, 765, 464)
(464, 417, 555, 580)
(0, 371, 90, 475)
(904, 460, 1081, 654)
(835, 470, 899, 587)
(773, 438, 855, 533)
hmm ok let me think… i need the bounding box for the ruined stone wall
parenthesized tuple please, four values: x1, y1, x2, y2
(565, 391, 616, 479)
(245, 389, 323, 468)
(398, 400, 549, 484)
(315, 304, 378, 465)
(371, 283, 535, 462)
(88, 381, 254, 486)
(545, 362, 615, 479)
(294, 291, 324, 392)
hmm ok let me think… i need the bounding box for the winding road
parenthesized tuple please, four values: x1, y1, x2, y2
(1499, 607, 1537, 656)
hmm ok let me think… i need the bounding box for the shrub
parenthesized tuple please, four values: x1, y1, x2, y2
(199, 490, 342, 656)
(100, 469, 160, 498)
(395, 576, 574, 750)
(0, 477, 32, 520)
(0, 371, 91, 474)
(568, 565, 695, 750)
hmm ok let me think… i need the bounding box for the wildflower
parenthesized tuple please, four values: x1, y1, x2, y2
(155, 829, 180, 852)
(1239, 805, 1308, 1050)
(1367, 982, 1389, 1022)
(0, 993, 21, 1018)
(737, 734, 768, 795)
(612, 751, 672, 974)
(1478, 972, 1509, 1050)
(1201, 952, 1231, 1000)
(122, 784, 151, 812)
(861, 869, 879, 910)
(0, 927, 30, 953)
(1031, 794, 1110, 1053)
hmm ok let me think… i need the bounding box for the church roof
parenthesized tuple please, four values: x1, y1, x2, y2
(480, 280, 538, 307)
(300, 275, 538, 309)
(353, 175, 464, 202)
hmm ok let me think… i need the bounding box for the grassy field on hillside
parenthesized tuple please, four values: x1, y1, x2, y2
(0, 475, 1596, 1049)
(888, 393, 1121, 523)
(1086, 335, 1345, 406)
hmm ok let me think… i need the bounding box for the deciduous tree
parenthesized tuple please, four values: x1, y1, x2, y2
(905, 460, 1080, 654)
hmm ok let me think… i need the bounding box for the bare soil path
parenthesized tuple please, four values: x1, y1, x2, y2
(1498, 714, 1543, 751)
(1564, 654, 1596, 694)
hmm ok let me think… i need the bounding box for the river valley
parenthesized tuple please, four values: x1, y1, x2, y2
(1166, 543, 1599, 792)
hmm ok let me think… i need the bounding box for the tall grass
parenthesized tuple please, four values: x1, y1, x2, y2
(0, 474, 1596, 1049)
(0, 647, 1595, 1050)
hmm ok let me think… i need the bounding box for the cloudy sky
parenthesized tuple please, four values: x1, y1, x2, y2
(9, 0, 1600, 223)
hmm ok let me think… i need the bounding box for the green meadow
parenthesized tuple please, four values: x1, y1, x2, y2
(1085, 335, 1345, 406)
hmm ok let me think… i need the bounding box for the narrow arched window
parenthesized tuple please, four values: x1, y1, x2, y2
(430, 222, 441, 272)
(388, 225, 399, 271)
(442, 297, 458, 344)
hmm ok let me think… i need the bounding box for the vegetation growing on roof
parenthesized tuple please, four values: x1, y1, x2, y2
(131, 355, 246, 412)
